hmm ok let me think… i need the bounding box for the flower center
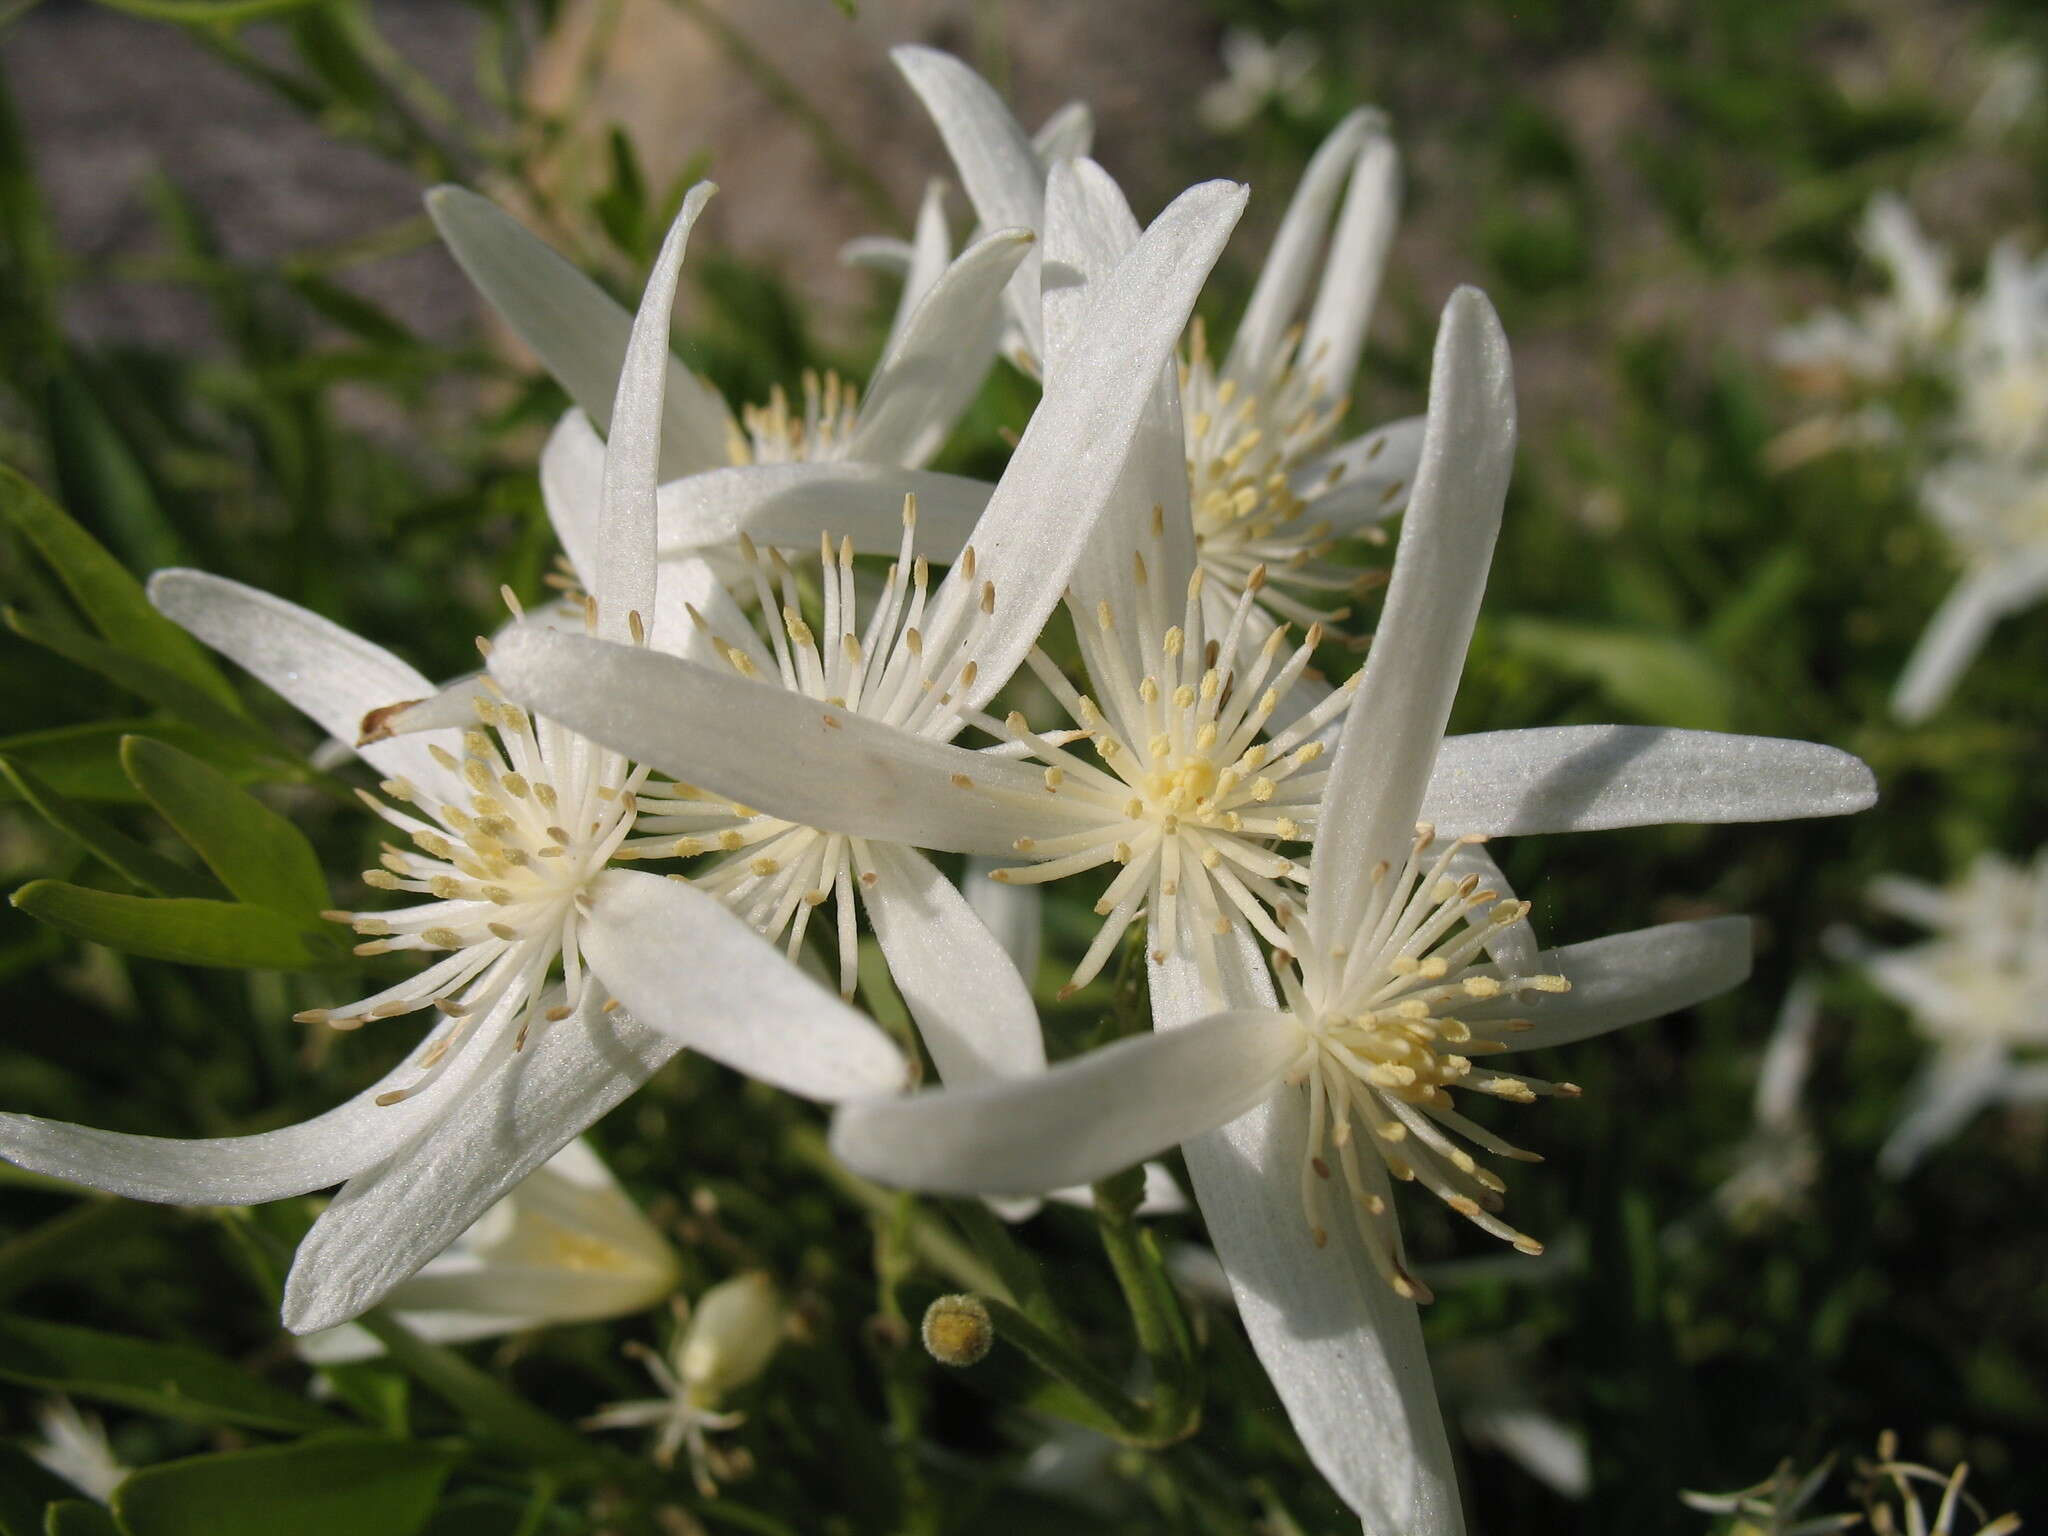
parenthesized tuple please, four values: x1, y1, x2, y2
(1274, 827, 1576, 1299)
(727, 368, 861, 465)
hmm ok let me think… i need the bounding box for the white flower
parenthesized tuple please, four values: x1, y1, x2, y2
(26, 1399, 125, 1503)
(1772, 193, 1955, 394)
(893, 50, 1423, 665)
(0, 188, 904, 1337)
(1953, 239, 2048, 461)
(1862, 850, 2048, 1175)
(1682, 1455, 1860, 1536)
(489, 177, 1253, 1087)
(1711, 976, 1824, 1226)
(296, 1137, 680, 1362)
(585, 1270, 783, 1493)
(1198, 28, 1322, 133)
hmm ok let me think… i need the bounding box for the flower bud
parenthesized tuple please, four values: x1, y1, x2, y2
(678, 1272, 783, 1404)
(920, 1293, 994, 1367)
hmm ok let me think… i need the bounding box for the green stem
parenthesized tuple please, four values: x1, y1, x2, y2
(974, 1295, 1162, 1445)
(872, 1196, 938, 1536)
(1092, 1175, 1202, 1446)
(0, 1197, 148, 1306)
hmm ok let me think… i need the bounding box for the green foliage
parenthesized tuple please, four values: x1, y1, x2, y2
(112, 1434, 456, 1536)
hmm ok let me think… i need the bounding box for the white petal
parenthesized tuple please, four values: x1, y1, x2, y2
(596, 184, 716, 644)
(1468, 917, 1754, 1051)
(1225, 108, 1377, 383)
(657, 463, 992, 560)
(1998, 1061, 2048, 1103)
(1310, 289, 1516, 955)
(425, 186, 733, 477)
(282, 987, 681, 1333)
(1301, 131, 1400, 401)
(964, 854, 1042, 986)
(828, 1007, 1300, 1195)
(878, 179, 954, 359)
(581, 869, 905, 1101)
(1891, 563, 2048, 724)
(892, 46, 1047, 361)
(539, 409, 607, 584)
(1293, 416, 1426, 530)
(1042, 157, 1139, 377)
(146, 568, 464, 800)
(1419, 726, 1878, 835)
(1865, 874, 1950, 929)
(1181, 1086, 1464, 1535)
(1754, 974, 1823, 1131)
(1031, 100, 1094, 164)
(1878, 1041, 2007, 1176)
(855, 842, 1045, 1087)
(848, 227, 1033, 468)
(948, 178, 1247, 713)
(489, 628, 1053, 854)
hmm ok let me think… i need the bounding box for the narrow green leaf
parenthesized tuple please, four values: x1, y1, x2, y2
(85, 0, 333, 21)
(3, 606, 274, 756)
(10, 882, 342, 970)
(283, 272, 415, 348)
(0, 465, 232, 705)
(0, 757, 212, 898)
(1493, 616, 1740, 732)
(114, 1434, 455, 1536)
(0, 721, 288, 804)
(0, 1198, 157, 1309)
(120, 738, 328, 915)
(43, 1502, 122, 1536)
(0, 1318, 339, 1434)
(39, 370, 182, 578)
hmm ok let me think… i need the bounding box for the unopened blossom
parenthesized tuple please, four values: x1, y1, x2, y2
(297, 1138, 680, 1362)
(0, 189, 904, 1337)
(1198, 28, 1322, 133)
(893, 49, 1422, 666)
(1861, 850, 2048, 1175)
(490, 177, 1254, 1087)
(586, 1271, 783, 1493)
(811, 290, 1874, 1536)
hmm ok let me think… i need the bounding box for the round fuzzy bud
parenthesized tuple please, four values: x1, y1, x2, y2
(920, 1294, 994, 1368)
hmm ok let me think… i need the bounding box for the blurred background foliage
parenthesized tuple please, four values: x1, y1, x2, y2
(0, 0, 2043, 1532)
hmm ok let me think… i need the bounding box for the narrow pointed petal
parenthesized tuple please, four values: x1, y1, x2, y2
(581, 869, 905, 1101)
(965, 854, 1042, 987)
(656, 464, 992, 560)
(1892, 560, 2048, 723)
(1292, 416, 1427, 530)
(489, 628, 1052, 853)
(147, 568, 463, 797)
(282, 988, 681, 1333)
(1225, 108, 1377, 383)
(847, 227, 1033, 468)
(1310, 289, 1516, 954)
(1878, 1041, 2007, 1176)
(1420, 726, 1877, 835)
(426, 186, 734, 477)
(856, 842, 1045, 1087)
(596, 183, 716, 644)
(0, 986, 526, 1205)
(1042, 156, 1138, 376)
(1465, 917, 1754, 1051)
(1301, 131, 1400, 400)
(950, 177, 1247, 713)
(893, 46, 1048, 361)
(1031, 100, 1094, 164)
(829, 1007, 1300, 1195)
(877, 179, 955, 359)
(539, 408, 607, 584)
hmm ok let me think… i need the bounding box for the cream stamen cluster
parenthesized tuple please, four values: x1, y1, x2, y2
(1181, 317, 1393, 635)
(1277, 827, 1573, 1301)
(302, 594, 648, 1098)
(622, 498, 994, 996)
(726, 369, 861, 465)
(979, 509, 1360, 996)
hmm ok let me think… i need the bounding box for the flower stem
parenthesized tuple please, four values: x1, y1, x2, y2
(1092, 1169, 1203, 1446)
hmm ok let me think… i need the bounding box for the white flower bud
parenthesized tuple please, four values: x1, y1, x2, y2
(678, 1272, 783, 1405)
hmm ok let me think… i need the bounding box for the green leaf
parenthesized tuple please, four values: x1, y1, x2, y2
(0, 1317, 339, 1434)
(120, 738, 328, 915)
(84, 0, 333, 21)
(3, 606, 274, 756)
(282, 272, 415, 348)
(38, 370, 181, 579)
(10, 882, 342, 970)
(0, 1445, 75, 1536)
(1493, 616, 1740, 731)
(0, 721, 286, 804)
(43, 1503, 122, 1536)
(113, 1434, 455, 1536)
(0, 756, 212, 898)
(0, 465, 232, 706)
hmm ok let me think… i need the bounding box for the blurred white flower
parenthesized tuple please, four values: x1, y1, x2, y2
(1773, 193, 1955, 395)
(1966, 47, 2044, 143)
(1683, 1454, 1859, 1536)
(1952, 240, 2048, 461)
(1712, 976, 1824, 1226)
(297, 1138, 680, 1363)
(586, 1271, 783, 1493)
(1198, 28, 1322, 133)
(26, 1399, 125, 1503)
(1863, 851, 2048, 1175)
(1859, 1431, 2021, 1536)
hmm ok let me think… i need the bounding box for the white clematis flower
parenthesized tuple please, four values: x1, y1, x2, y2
(892, 48, 1424, 660)
(1198, 28, 1323, 134)
(809, 290, 1873, 1536)
(0, 187, 905, 1337)
(1772, 192, 1955, 395)
(26, 1399, 126, 1504)
(296, 1137, 681, 1362)
(1862, 849, 2048, 1176)
(487, 177, 1254, 1087)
